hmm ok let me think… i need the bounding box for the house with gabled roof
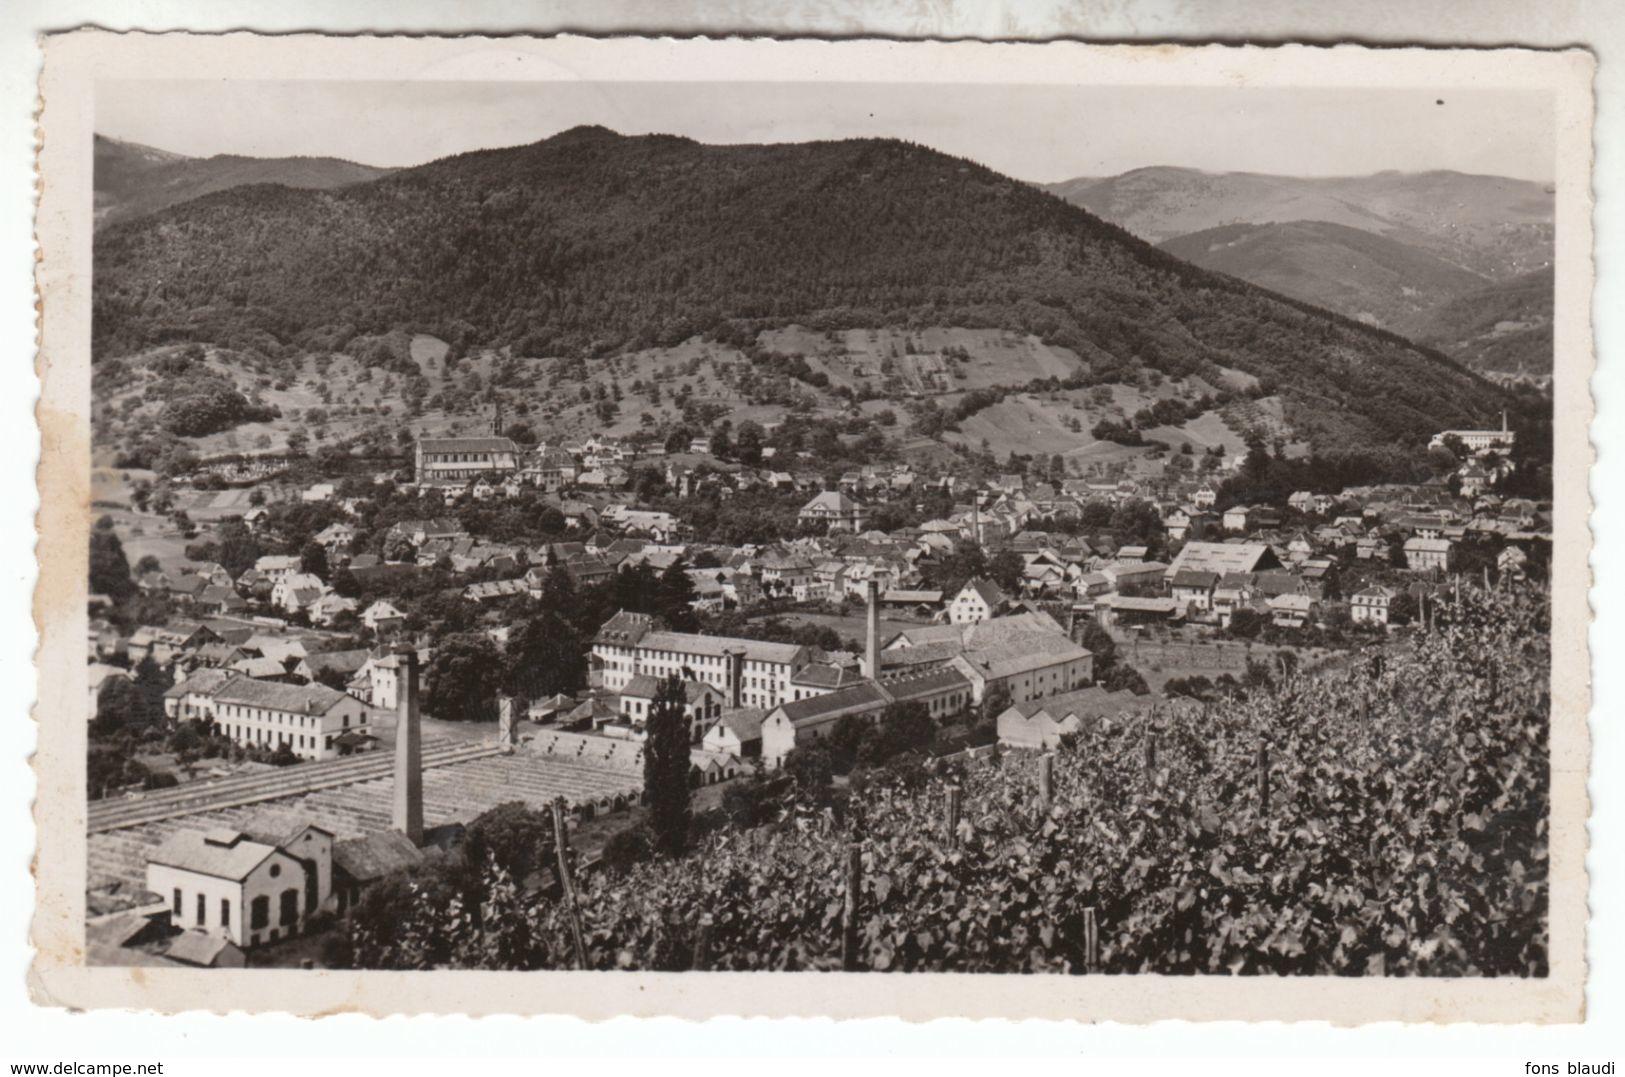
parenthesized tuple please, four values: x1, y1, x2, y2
(798, 490, 869, 533)
(1350, 585, 1395, 626)
(1165, 540, 1280, 579)
(360, 599, 406, 635)
(949, 578, 1006, 625)
(146, 822, 334, 950)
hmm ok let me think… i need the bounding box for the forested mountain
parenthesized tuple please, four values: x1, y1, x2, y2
(1046, 167, 1553, 281)
(1397, 267, 1555, 378)
(1156, 220, 1492, 331)
(94, 134, 393, 228)
(92, 125, 1507, 450)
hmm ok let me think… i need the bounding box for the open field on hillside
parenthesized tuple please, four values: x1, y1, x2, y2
(113, 522, 191, 576)
(760, 326, 1091, 396)
(939, 378, 1245, 469)
(1115, 632, 1340, 692)
(753, 609, 924, 646)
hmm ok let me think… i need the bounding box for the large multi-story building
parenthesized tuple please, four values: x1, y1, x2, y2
(592, 611, 811, 709)
(163, 671, 372, 760)
(1429, 413, 1516, 454)
(414, 435, 520, 485)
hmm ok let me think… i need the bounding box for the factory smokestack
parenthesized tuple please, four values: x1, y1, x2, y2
(864, 579, 881, 681)
(392, 645, 423, 845)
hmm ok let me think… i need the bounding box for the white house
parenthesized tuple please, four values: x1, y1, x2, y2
(1169, 569, 1218, 615)
(1404, 537, 1455, 573)
(798, 490, 869, 533)
(360, 599, 406, 635)
(254, 555, 300, 585)
(702, 708, 767, 759)
(146, 822, 333, 950)
(1267, 593, 1317, 629)
(949, 578, 1007, 625)
(270, 573, 326, 615)
(307, 592, 357, 627)
(1350, 586, 1394, 626)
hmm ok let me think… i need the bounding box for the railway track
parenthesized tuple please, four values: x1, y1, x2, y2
(88, 740, 503, 833)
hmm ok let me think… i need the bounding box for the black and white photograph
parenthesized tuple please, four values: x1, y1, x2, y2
(27, 33, 1593, 1023)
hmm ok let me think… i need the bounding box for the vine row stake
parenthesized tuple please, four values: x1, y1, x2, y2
(946, 785, 963, 844)
(694, 917, 713, 972)
(1144, 733, 1157, 780)
(842, 843, 863, 971)
(1257, 744, 1271, 816)
(1037, 754, 1054, 814)
(551, 796, 589, 970)
(1083, 906, 1100, 972)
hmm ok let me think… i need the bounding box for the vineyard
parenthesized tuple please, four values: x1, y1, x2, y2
(348, 582, 1550, 976)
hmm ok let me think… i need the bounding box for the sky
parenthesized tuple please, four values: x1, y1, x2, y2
(94, 79, 1555, 184)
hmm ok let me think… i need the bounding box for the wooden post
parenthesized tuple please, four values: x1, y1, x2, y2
(945, 785, 963, 844)
(551, 796, 589, 970)
(1144, 733, 1157, 779)
(694, 917, 714, 972)
(1257, 745, 1271, 816)
(841, 843, 863, 971)
(1037, 754, 1054, 813)
(1083, 906, 1100, 973)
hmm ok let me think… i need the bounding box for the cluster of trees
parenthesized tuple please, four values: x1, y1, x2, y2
(917, 540, 1026, 600)
(1214, 433, 1428, 511)
(158, 374, 278, 437)
(781, 701, 941, 793)
(417, 559, 700, 722)
(1076, 620, 1150, 695)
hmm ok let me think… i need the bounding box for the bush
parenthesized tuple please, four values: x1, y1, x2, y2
(598, 823, 654, 875)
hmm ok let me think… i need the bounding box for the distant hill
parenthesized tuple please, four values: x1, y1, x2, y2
(1396, 267, 1554, 379)
(94, 134, 393, 228)
(91, 126, 1508, 451)
(1046, 166, 1554, 281)
(1157, 220, 1491, 331)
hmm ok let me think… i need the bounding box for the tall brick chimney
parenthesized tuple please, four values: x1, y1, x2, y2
(864, 578, 881, 681)
(392, 645, 424, 845)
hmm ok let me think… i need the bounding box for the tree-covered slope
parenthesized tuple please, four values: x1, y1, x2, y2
(1158, 220, 1491, 331)
(93, 126, 1507, 449)
(1396, 268, 1555, 379)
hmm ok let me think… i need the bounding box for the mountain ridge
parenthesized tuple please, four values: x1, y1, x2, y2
(92, 127, 1506, 451)
(1044, 165, 1553, 281)
(94, 133, 395, 228)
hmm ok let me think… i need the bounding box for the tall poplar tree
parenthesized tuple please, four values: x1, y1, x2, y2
(642, 674, 692, 856)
